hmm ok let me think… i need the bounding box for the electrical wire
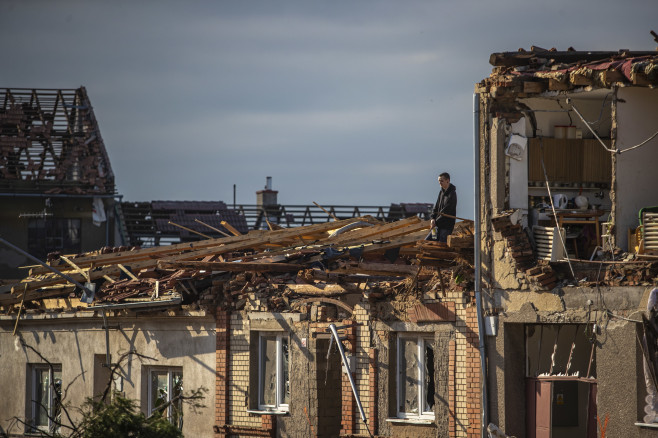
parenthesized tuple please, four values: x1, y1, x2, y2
(570, 100, 658, 155)
(569, 104, 617, 153)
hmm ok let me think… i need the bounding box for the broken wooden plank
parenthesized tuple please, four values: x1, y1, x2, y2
(600, 70, 625, 86)
(221, 220, 242, 236)
(447, 234, 474, 249)
(329, 216, 421, 245)
(157, 260, 306, 273)
(360, 230, 428, 255)
(523, 81, 547, 94)
(330, 261, 419, 277)
(548, 78, 570, 91)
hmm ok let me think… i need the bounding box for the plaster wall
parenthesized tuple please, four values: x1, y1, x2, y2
(489, 286, 657, 437)
(521, 94, 612, 139)
(614, 87, 658, 251)
(0, 314, 215, 437)
(509, 118, 529, 211)
(226, 312, 314, 437)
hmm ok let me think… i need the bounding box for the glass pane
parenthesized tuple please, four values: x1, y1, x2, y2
(151, 371, 169, 415)
(281, 337, 290, 405)
(260, 336, 277, 406)
(35, 369, 49, 426)
(399, 338, 419, 414)
(423, 341, 435, 413)
(172, 372, 183, 429)
(52, 370, 62, 432)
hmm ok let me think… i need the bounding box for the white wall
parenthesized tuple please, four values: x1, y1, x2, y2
(521, 92, 613, 140)
(615, 87, 658, 250)
(509, 117, 529, 211)
(0, 312, 216, 437)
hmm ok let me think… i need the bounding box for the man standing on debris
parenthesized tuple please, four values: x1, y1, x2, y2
(430, 172, 457, 243)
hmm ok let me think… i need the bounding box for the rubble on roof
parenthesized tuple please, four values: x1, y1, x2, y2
(0, 216, 476, 317)
(476, 47, 658, 114)
(491, 212, 658, 290)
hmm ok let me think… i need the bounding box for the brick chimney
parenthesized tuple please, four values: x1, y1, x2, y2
(256, 176, 278, 207)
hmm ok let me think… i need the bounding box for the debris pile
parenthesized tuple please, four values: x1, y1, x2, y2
(0, 215, 476, 316)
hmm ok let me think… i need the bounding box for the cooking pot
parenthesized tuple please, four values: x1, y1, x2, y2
(553, 194, 568, 209)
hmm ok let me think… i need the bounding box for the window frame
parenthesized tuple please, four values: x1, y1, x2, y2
(257, 333, 290, 412)
(27, 218, 81, 260)
(147, 367, 183, 430)
(29, 364, 62, 433)
(396, 334, 435, 420)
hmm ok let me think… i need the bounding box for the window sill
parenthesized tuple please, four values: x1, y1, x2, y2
(386, 417, 434, 425)
(636, 422, 658, 429)
(247, 409, 289, 416)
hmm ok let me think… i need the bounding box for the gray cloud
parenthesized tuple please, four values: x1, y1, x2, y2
(2, 0, 657, 219)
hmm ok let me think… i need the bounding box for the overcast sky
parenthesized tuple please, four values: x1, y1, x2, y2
(2, 0, 656, 219)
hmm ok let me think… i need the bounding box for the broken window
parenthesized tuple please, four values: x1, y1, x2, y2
(28, 364, 62, 434)
(27, 218, 81, 261)
(258, 333, 290, 411)
(397, 334, 435, 419)
(148, 368, 183, 430)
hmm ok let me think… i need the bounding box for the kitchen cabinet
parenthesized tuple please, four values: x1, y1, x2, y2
(528, 138, 612, 184)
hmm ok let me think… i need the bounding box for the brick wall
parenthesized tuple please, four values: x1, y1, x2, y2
(465, 305, 482, 438)
(444, 290, 480, 438)
(216, 293, 483, 438)
(229, 313, 260, 428)
(216, 309, 230, 436)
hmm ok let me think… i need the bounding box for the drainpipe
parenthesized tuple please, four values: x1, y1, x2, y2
(473, 93, 489, 436)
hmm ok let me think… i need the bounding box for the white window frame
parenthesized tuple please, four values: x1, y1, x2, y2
(258, 333, 290, 412)
(30, 364, 62, 433)
(396, 334, 435, 420)
(147, 368, 183, 429)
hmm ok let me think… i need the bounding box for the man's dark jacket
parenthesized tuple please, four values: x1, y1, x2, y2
(431, 183, 457, 229)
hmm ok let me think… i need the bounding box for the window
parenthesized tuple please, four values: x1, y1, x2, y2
(258, 333, 290, 412)
(28, 218, 81, 260)
(397, 335, 435, 419)
(29, 364, 62, 433)
(148, 368, 183, 429)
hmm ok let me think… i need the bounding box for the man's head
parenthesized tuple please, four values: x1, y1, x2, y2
(438, 172, 450, 190)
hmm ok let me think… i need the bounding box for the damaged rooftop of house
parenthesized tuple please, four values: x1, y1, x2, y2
(482, 46, 658, 94)
(0, 216, 477, 315)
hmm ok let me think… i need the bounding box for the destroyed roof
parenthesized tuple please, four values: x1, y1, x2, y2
(478, 47, 658, 95)
(120, 201, 432, 247)
(120, 200, 249, 246)
(0, 216, 475, 312)
(0, 87, 115, 195)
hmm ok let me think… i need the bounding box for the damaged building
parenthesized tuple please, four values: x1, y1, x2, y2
(0, 214, 483, 438)
(0, 88, 482, 438)
(475, 46, 658, 437)
(0, 88, 122, 280)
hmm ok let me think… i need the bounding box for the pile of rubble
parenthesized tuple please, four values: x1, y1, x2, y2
(0, 215, 476, 316)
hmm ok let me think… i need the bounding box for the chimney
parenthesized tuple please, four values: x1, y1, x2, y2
(256, 176, 278, 207)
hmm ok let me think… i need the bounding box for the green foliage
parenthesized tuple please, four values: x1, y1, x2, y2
(79, 395, 182, 438)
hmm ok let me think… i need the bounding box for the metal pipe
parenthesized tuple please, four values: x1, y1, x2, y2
(473, 93, 489, 435)
(101, 310, 112, 367)
(328, 323, 372, 436)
